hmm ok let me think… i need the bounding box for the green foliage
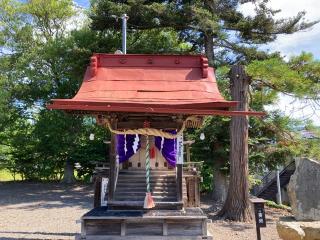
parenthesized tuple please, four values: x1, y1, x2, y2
(128, 29, 192, 54)
(247, 54, 320, 98)
(187, 116, 230, 192)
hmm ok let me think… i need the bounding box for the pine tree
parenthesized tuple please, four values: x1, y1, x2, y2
(90, 0, 318, 65)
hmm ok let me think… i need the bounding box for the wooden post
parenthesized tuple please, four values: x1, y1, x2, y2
(121, 220, 126, 236)
(163, 220, 168, 236)
(93, 176, 102, 208)
(177, 164, 183, 202)
(108, 119, 117, 202)
(194, 176, 200, 207)
(186, 144, 191, 162)
(81, 220, 86, 239)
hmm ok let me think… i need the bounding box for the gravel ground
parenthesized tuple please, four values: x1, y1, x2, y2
(0, 182, 291, 240)
(201, 195, 292, 240)
(0, 182, 93, 240)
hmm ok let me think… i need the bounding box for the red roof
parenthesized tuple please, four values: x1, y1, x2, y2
(47, 54, 260, 116)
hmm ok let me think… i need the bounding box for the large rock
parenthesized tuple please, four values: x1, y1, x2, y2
(302, 222, 320, 240)
(277, 217, 320, 240)
(288, 158, 320, 221)
(277, 218, 305, 240)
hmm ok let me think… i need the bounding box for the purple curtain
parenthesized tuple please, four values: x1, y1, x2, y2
(116, 134, 141, 163)
(155, 130, 177, 167)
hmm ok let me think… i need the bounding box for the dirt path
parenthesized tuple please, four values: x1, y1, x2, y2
(0, 182, 290, 240)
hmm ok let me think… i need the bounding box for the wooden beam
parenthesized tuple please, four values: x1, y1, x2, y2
(48, 102, 265, 117)
(117, 121, 179, 129)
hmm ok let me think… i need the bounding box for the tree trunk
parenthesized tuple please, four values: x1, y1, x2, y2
(212, 158, 228, 202)
(218, 65, 252, 221)
(204, 32, 214, 66)
(62, 159, 76, 184)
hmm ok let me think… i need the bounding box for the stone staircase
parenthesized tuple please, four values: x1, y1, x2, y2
(109, 169, 184, 210)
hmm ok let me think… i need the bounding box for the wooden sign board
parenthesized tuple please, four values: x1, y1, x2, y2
(254, 202, 266, 228)
(101, 177, 109, 206)
(176, 134, 184, 164)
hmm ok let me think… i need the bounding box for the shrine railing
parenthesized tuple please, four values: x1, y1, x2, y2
(183, 161, 203, 174)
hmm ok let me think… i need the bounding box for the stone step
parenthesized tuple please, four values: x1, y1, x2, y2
(116, 187, 176, 192)
(114, 196, 177, 202)
(116, 182, 184, 188)
(119, 175, 176, 179)
(108, 200, 183, 210)
(115, 191, 176, 196)
(117, 180, 184, 184)
(119, 170, 175, 174)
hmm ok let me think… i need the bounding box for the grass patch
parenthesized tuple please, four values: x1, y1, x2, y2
(0, 169, 22, 181)
(266, 200, 291, 211)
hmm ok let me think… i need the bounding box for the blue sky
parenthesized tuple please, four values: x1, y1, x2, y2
(75, 0, 89, 8)
(74, 0, 320, 124)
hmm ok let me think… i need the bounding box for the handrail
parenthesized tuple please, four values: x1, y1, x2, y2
(183, 161, 203, 174)
(253, 160, 295, 196)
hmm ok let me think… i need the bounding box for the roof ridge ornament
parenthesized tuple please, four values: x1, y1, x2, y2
(90, 55, 98, 77)
(201, 56, 209, 78)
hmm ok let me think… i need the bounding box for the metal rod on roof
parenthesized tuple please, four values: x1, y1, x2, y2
(122, 14, 128, 54)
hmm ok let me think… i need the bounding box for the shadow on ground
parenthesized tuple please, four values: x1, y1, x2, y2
(0, 181, 93, 210)
(0, 230, 75, 240)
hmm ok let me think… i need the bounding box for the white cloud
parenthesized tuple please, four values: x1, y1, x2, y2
(240, 0, 320, 58)
(66, 3, 89, 32)
(240, 1, 320, 125)
(265, 94, 320, 125)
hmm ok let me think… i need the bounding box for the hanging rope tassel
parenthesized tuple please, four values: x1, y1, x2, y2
(143, 121, 155, 209)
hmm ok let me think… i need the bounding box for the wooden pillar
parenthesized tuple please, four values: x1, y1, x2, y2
(108, 118, 117, 202)
(177, 164, 183, 202)
(176, 133, 184, 203)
